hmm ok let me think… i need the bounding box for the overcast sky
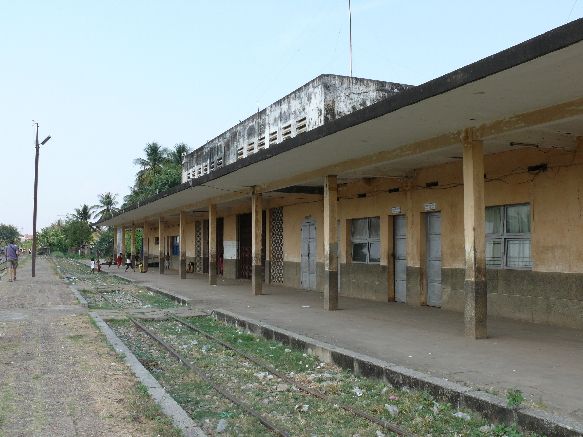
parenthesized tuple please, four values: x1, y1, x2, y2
(1, 0, 581, 234)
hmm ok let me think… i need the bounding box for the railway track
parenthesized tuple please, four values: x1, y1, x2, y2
(130, 317, 292, 436)
(126, 316, 417, 437)
(170, 315, 415, 437)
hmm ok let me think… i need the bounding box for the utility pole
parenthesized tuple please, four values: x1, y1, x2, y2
(31, 121, 51, 277)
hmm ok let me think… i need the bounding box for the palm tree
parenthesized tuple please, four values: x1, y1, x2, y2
(93, 192, 118, 222)
(73, 204, 95, 222)
(169, 142, 190, 166)
(133, 142, 169, 188)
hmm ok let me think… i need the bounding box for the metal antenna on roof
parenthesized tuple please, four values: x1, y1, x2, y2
(349, 0, 353, 80)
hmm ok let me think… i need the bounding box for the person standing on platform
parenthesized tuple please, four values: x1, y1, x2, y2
(5, 240, 19, 282)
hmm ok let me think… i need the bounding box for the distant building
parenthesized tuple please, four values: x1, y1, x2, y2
(101, 19, 583, 336)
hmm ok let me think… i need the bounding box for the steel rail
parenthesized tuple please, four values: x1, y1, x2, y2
(129, 317, 291, 437)
(171, 316, 417, 437)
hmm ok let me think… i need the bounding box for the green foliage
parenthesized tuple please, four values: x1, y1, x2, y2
(0, 224, 20, 245)
(169, 142, 189, 165)
(133, 142, 170, 189)
(123, 162, 182, 207)
(38, 222, 68, 253)
(62, 220, 93, 251)
(93, 228, 114, 257)
(123, 142, 190, 208)
(93, 192, 118, 222)
(493, 424, 524, 436)
(71, 204, 96, 223)
(507, 388, 524, 408)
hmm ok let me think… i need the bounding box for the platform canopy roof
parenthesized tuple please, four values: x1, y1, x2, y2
(100, 18, 583, 227)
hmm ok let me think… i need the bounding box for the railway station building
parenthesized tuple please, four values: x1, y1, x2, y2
(101, 19, 583, 337)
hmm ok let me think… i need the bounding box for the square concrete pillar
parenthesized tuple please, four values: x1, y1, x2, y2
(209, 204, 217, 285)
(130, 225, 136, 267)
(265, 208, 271, 284)
(462, 129, 487, 339)
(142, 222, 149, 272)
(251, 190, 263, 295)
(112, 226, 118, 260)
(121, 227, 126, 258)
(323, 175, 338, 310)
(158, 218, 165, 274)
(179, 211, 187, 279)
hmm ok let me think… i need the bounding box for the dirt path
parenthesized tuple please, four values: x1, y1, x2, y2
(0, 257, 180, 437)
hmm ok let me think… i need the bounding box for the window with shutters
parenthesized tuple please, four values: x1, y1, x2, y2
(486, 203, 532, 269)
(351, 217, 380, 264)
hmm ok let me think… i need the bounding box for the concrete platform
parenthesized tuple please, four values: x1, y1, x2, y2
(103, 265, 583, 425)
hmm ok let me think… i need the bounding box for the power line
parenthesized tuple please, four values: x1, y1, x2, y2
(567, 0, 579, 20)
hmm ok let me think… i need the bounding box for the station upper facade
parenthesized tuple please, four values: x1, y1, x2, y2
(102, 19, 583, 331)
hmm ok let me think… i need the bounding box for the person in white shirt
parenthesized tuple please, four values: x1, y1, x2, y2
(125, 254, 134, 272)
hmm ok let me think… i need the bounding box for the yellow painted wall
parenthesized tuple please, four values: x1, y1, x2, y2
(283, 202, 323, 263)
(223, 215, 237, 241)
(280, 146, 583, 274)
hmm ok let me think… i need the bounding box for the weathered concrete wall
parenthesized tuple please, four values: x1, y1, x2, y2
(442, 267, 583, 329)
(340, 263, 388, 301)
(182, 74, 411, 182)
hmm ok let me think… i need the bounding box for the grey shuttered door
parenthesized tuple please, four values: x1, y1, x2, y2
(394, 215, 407, 303)
(301, 219, 317, 290)
(426, 212, 442, 307)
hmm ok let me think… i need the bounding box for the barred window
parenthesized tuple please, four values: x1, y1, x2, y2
(486, 204, 531, 269)
(351, 217, 380, 264)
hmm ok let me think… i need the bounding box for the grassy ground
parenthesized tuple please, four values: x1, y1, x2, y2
(111, 316, 543, 437)
(53, 257, 180, 310)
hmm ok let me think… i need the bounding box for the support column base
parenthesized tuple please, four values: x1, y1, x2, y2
(252, 265, 264, 295)
(324, 269, 338, 311)
(159, 257, 165, 275)
(264, 260, 270, 284)
(464, 279, 487, 339)
(179, 258, 186, 279)
(209, 256, 217, 285)
(143, 255, 149, 273)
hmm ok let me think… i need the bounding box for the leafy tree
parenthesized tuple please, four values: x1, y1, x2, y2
(121, 141, 190, 209)
(93, 228, 114, 257)
(93, 192, 118, 222)
(72, 204, 96, 223)
(123, 162, 182, 207)
(38, 222, 68, 253)
(0, 224, 20, 245)
(122, 229, 143, 257)
(168, 142, 190, 166)
(133, 142, 169, 189)
(62, 220, 93, 252)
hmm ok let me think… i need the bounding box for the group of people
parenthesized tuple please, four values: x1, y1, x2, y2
(90, 253, 137, 273)
(112, 253, 137, 272)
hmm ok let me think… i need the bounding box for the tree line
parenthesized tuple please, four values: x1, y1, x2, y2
(37, 142, 190, 256)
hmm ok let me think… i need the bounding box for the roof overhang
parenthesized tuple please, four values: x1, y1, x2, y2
(101, 18, 583, 228)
